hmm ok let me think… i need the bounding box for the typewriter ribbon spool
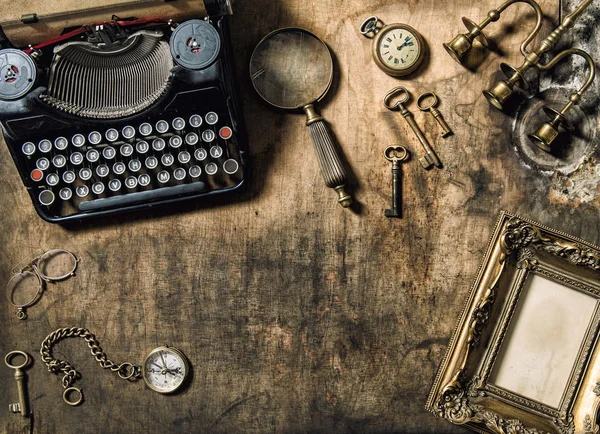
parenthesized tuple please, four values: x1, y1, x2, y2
(0, 49, 36, 100)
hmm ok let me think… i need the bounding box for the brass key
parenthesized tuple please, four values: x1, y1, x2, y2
(384, 86, 442, 170)
(384, 146, 409, 218)
(417, 92, 453, 138)
(5, 350, 31, 417)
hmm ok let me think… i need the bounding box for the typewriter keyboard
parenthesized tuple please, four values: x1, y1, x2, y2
(20, 111, 244, 218)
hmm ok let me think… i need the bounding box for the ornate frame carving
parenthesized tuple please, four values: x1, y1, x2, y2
(426, 211, 600, 434)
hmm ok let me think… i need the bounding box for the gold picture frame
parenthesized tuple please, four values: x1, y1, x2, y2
(426, 211, 600, 434)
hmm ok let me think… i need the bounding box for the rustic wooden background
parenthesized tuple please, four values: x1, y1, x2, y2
(1, 0, 599, 433)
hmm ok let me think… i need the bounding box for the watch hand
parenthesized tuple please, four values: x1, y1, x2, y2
(151, 362, 162, 370)
(159, 351, 168, 370)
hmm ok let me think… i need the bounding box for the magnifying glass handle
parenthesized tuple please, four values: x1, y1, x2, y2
(304, 104, 353, 208)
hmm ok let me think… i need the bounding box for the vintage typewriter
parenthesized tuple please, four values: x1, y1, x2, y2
(0, 0, 247, 223)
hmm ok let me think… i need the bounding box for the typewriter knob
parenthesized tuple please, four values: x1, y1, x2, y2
(0, 49, 36, 100)
(170, 20, 221, 70)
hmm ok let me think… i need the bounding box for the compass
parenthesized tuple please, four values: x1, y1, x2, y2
(143, 346, 190, 394)
(360, 16, 427, 77)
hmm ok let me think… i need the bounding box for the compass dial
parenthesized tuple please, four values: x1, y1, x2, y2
(377, 28, 421, 72)
(143, 347, 189, 394)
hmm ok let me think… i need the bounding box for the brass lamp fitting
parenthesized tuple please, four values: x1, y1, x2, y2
(527, 48, 595, 152)
(484, 0, 592, 111)
(443, 0, 543, 64)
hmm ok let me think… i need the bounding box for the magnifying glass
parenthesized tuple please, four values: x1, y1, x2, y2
(250, 28, 353, 208)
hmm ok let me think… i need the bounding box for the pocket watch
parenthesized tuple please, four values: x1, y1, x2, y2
(143, 346, 190, 394)
(360, 16, 427, 77)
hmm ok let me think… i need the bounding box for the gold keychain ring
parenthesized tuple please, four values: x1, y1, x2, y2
(5, 350, 31, 369)
(384, 86, 411, 110)
(417, 92, 440, 111)
(63, 387, 83, 406)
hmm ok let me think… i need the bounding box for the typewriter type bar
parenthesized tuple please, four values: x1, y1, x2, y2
(0, 0, 248, 224)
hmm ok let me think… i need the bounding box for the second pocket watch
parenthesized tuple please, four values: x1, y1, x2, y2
(360, 16, 427, 77)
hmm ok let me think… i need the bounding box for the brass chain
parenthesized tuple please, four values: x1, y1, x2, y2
(40, 327, 141, 390)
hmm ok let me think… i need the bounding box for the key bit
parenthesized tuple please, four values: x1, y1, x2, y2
(417, 92, 453, 138)
(5, 351, 31, 418)
(384, 86, 442, 170)
(384, 145, 409, 218)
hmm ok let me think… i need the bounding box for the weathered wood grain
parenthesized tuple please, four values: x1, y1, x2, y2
(1, 0, 598, 433)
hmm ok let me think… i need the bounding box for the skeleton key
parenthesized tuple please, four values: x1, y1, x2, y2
(384, 86, 442, 170)
(384, 146, 409, 218)
(5, 351, 31, 417)
(417, 92, 453, 138)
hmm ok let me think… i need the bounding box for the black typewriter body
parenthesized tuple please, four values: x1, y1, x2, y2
(0, 13, 247, 223)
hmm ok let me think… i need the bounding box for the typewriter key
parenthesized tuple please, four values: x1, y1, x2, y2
(122, 126, 136, 140)
(157, 171, 170, 184)
(120, 144, 134, 157)
(128, 160, 142, 172)
(173, 168, 186, 181)
(194, 148, 207, 161)
(88, 131, 102, 145)
(30, 169, 43, 182)
(138, 174, 151, 187)
(136, 141, 149, 154)
(205, 162, 218, 175)
(145, 156, 158, 170)
(22, 142, 36, 156)
(155, 120, 169, 134)
(96, 165, 110, 178)
(202, 130, 215, 143)
(72, 134, 85, 147)
(223, 159, 239, 175)
(169, 136, 183, 148)
(38, 139, 52, 153)
(86, 149, 100, 163)
(139, 123, 152, 136)
(152, 138, 166, 152)
(184, 133, 198, 146)
(75, 185, 90, 198)
(59, 187, 73, 201)
(62, 171, 76, 184)
(103, 146, 116, 160)
(178, 151, 191, 164)
(210, 146, 223, 159)
(39, 190, 55, 206)
(91, 182, 105, 195)
(219, 126, 232, 140)
(189, 165, 202, 178)
(70, 152, 84, 165)
(46, 173, 60, 186)
(205, 112, 218, 125)
(36, 158, 50, 171)
(113, 162, 126, 175)
(125, 176, 138, 189)
(161, 154, 175, 167)
(189, 114, 203, 128)
(79, 168, 93, 181)
(54, 137, 69, 151)
(52, 155, 67, 168)
(106, 129, 119, 142)
(108, 179, 122, 192)
(172, 117, 185, 131)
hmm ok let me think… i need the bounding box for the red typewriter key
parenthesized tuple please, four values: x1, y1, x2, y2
(219, 126, 232, 140)
(31, 169, 44, 182)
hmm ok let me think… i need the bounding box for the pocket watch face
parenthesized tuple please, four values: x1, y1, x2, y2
(143, 347, 189, 394)
(377, 27, 421, 71)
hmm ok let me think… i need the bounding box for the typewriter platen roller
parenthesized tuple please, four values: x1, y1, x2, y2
(0, 0, 247, 223)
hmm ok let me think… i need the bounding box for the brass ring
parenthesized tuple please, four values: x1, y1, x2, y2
(417, 92, 439, 111)
(383, 86, 410, 110)
(5, 271, 43, 309)
(5, 350, 30, 370)
(384, 146, 409, 162)
(117, 363, 137, 380)
(359, 16, 379, 35)
(63, 387, 83, 406)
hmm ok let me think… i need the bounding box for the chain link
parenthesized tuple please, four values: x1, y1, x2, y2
(40, 327, 141, 391)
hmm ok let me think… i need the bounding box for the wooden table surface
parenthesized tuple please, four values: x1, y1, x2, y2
(1, 0, 599, 433)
